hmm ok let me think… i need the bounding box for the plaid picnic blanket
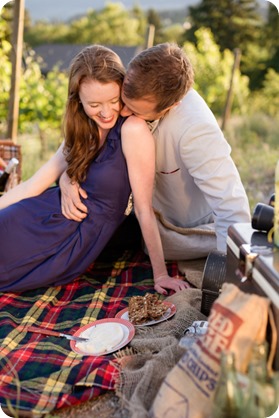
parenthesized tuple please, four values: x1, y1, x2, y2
(0, 246, 179, 416)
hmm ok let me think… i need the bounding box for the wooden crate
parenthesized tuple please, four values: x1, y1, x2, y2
(226, 223, 279, 370)
(0, 139, 22, 192)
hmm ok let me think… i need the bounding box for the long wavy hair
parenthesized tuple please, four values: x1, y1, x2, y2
(63, 45, 125, 183)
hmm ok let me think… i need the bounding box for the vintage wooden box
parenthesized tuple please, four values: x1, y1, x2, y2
(0, 139, 22, 192)
(226, 222, 279, 370)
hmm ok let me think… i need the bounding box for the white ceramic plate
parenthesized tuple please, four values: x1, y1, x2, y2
(115, 301, 176, 326)
(70, 318, 135, 356)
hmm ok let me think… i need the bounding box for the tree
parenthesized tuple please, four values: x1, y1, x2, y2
(0, 11, 68, 136)
(81, 3, 143, 46)
(147, 8, 164, 44)
(131, 4, 147, 39)
(24, 20, 70, 46)
(265, 3, 279, 73)
(239, 2, 279, 90)
(0, 15, 12, 132)
(183, 28, 250, 116)
(25, 3, 145, 47)
(250, 68, 279, 117)
(185, 0, 263, 54)
(163, 24, 185, 44)
(0, 1, 13, 41)
(19, 48, 68, 133)
(240, 40, 270, 90)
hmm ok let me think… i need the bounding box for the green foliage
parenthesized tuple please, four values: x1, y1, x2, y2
(248, 69, 279, 117)
(225, 113, 279, 210)
(184, 0, 269, 91)
(0, 2, 13, 40)
(0, 9, 68, 136)
(147, 8, 164, 44)
(265, 3, 279, 50)
(25, 2, 189, 48)
(264, 4, 279, 74)
(0, 11, 13, 132)
(0, 38, 12, 131)
(22, 0, 278, 93)
(19, 131, 61, 180)
(25, 3, 146, 47)
(240, 40, 271, 90)
(1, 0, 278, 141)
(131, 5, 147, 39)
(146, 8, 186, 44)
(18, 49, 68, 133)
(0, 43, 67, 136)
(161, 24, 184, 44)
(183, 28, 250, 115)
(81, 3, 143, 46)
(186, 0, 263, 53)
(24, 20, 70, 46)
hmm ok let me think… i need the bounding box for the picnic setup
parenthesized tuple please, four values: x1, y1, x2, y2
(0, 140, 279, 418)
(1, 1, 279, 416)
(0, 195, 206, 417)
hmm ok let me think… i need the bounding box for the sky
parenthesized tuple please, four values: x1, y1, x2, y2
(0, 0, 274, 22)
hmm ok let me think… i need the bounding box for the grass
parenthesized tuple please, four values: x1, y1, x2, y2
(224, 113, 279, 211)
(18, 128, 62, 180)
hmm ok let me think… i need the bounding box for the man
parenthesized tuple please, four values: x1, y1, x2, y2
(60, 43, 251, 259)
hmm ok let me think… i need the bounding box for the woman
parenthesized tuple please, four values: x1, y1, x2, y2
(0, 45, 187, 294)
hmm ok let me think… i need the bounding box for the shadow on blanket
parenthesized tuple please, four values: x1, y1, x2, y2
(0, 216, 175, 416)
(0, 216, 206, 417)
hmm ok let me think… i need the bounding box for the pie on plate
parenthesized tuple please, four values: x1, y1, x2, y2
(116, 294, 176, 326)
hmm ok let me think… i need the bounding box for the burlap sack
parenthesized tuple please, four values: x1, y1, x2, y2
(115, 289, 206, 418)
(150, 283, 273, 418)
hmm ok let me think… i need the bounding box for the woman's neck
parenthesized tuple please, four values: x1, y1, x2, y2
(98, 129, 109, 148)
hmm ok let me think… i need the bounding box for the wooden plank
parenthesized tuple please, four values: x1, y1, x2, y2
(7, 0, 25, 142)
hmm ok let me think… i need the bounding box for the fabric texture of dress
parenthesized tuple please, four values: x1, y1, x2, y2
(0, 117, 131, 292)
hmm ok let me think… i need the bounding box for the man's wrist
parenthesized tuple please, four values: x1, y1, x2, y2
(154, 273, 168, 282)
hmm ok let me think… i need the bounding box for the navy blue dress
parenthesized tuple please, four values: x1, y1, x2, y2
(0, 117, 131, 292)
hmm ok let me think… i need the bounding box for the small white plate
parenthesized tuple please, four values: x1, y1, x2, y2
(70, 318, 135, 356)
(115, 301, 176, 326)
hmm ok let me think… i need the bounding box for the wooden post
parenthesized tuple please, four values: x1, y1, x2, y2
(7, 0, 25, 142)
(146, 24, 155, 49)
(221, 48, 241, 131)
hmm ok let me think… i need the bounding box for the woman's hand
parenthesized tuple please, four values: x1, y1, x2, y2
(154, 274, 190, 295)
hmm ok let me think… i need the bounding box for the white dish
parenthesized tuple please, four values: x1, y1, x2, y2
(115, 301, 176, 326)
(70, 318, 135, 356)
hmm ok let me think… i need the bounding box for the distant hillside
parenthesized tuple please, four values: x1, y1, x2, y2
(24, 0, 199, 22)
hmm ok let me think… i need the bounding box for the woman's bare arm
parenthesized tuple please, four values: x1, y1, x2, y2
(121, 116, 189, 294)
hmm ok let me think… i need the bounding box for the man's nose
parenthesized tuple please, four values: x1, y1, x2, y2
(120, 105, 133, 117)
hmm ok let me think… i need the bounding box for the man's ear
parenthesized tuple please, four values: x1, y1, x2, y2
(161, 102, 180, 116)
(171, 101, 180, 109)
